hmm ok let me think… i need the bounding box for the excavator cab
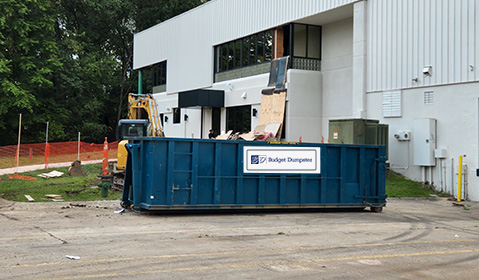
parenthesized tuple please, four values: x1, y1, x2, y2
(113, 93, 164, 190)
(118, 119, 149, 139)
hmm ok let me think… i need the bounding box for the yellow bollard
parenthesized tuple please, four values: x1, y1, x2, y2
(457, 155, 463, 202)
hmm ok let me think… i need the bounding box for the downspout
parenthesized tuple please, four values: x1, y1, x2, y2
(138, 70, 142, 94)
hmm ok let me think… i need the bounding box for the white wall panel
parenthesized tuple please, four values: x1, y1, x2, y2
(477, 0, 479, 81)
(367, 0, 479, 92)
(134, 0, 359, 93)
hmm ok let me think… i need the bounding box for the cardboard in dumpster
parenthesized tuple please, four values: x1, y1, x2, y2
(38, 171, 64, 178)
(215, 130, 232, 140)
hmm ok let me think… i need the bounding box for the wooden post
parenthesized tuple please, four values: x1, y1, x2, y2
(15, 113, 22, 172)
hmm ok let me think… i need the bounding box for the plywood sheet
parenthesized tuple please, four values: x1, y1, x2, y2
(258, 91, 286, 126)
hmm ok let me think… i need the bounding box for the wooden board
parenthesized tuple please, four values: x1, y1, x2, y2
(255, 91, 286, 139)
(258, 91, 286, 125)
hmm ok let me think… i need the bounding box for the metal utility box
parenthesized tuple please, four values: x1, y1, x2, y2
(329, 119, 388, 154)
(413, 118, 437, 166)
(121, 137, 387, 212)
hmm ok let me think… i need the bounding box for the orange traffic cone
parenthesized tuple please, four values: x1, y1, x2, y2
(102, 137, 109, 176)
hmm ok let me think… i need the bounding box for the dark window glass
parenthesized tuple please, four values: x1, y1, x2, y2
(152, 61, 167, 86)
(257, 32, 264, 63)
(228, 41, 235, 70)
(242, 37, 249, 67)
(226, 105, 251, 133)
(214, 29, 276, 73)
(152, 66, 158, 86)
(160, 62, 166, 84)
(293, 24, 307, 57)
(216, 47, 222, 72)
(308, 26, 321, 59)
(221, 45, 228, 71)
(265, 30, 273, 61)
(212, 108, 221, 136)
(235, 40, 241, 68)
(249, 35, 256, 66)
(173, 108, 181, 124)
(283, 25, 291, 56)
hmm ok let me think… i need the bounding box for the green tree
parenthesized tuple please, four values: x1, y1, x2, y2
(0, 0, 207, 145)
(0, 0, 61, 145)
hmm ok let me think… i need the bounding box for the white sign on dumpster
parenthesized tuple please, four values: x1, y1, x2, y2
(243, 146, 321, 174)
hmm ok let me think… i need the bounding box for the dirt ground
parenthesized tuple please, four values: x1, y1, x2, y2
(1, 197, 478, 280)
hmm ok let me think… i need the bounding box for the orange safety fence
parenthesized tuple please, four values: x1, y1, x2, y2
(0, 141, 118, 169)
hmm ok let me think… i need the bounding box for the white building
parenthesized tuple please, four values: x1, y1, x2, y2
(133, 0, 479, 201)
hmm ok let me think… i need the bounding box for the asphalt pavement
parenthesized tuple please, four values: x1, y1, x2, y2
(0, 197, 478, 279)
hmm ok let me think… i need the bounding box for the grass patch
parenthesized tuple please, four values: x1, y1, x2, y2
(386, 171, 449, 198)
(1, 165, 450, 202)
(0, 164, 122, 202)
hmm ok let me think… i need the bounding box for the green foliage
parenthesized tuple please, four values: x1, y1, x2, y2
(0, 0, 61, 144)
(0, 164, 122, 202)
(0, 0, 207, 145)
(386, 171, 449, 198)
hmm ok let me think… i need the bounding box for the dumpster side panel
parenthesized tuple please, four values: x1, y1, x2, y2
(123, 138, 387, 210)
(145, 140, 168, 205)
(324, 146, 340, 204)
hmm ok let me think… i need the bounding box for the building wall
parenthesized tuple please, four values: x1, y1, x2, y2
(152, 93, 202, 138)
(367, 82, 479, 201)
(364, 0, 479, 201)
(286, 70, 322, 143)
(367, 0, 479, 92)
(138, 0, 479, 200)
(320, 17, 354, 140)
(133, 0, 359, 93)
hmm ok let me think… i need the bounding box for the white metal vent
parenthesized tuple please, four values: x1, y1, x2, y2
(424, 91, 434, 105)
(382, 90, 402, 118)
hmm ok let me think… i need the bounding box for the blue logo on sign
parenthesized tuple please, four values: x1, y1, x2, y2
(251, 155, 266, 164)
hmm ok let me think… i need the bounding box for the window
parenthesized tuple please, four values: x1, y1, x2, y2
(307, 26, 321, 59)
(212, 108, 221, 136)
(215, 29, 275, 73)
(228, 41, 235, 70)
(242, 37, 249, 67)
(152, 61, 167, 86)
(293, 25, 307, 57)
(173, 108, 181, 124)
(292, 24, 322, 59)
(234, 40, 241, 68)
(226, 105, 251, 133)
(265, 30, 273, 61)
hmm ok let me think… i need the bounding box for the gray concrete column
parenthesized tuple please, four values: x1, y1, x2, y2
(352, 0, 368, 118)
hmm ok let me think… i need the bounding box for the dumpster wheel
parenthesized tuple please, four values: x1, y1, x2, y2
(370, 206, 383, 213)
(120, 201, 131, 209)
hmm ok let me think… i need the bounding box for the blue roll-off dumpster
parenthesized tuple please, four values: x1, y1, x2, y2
(121, 137, 387, 212)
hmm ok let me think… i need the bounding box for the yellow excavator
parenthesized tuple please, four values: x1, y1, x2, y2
(111, 93, 163, 190)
